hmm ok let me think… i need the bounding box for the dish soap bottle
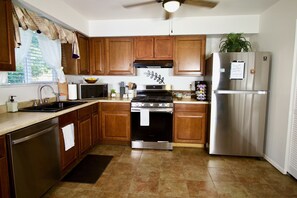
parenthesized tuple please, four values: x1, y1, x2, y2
(7, 96, 18, 112)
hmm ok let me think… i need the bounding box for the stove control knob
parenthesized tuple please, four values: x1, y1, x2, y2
(150, 103, 154, 107)
(141, 104, 145, 106)
(159, 104, 163, 107)
(164, 103, 169, 107)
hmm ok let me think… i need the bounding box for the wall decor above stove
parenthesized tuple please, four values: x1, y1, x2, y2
(144, 70, 165, 84)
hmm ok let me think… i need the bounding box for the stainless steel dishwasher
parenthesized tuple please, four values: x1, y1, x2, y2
(7, 118, 61, 198)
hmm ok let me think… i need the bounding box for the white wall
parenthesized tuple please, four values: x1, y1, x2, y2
(255, 0, 297, 173)
(89, 15, 259, 37)
(66, 68, 203, 94)
(0, 83, 58, 105)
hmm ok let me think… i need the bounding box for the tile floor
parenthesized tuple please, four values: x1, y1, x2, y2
(44, 145, 297, 198)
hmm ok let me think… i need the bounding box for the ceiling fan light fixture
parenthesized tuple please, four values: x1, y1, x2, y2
(163, 0, 180, 13)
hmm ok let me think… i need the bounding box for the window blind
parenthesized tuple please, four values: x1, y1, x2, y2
(7, 32, 57, 84)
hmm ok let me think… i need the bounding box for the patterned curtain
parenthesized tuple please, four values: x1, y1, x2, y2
(12, 4, 80, 59)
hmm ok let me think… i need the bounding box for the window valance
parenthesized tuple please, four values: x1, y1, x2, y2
(12, 4, 80, 59)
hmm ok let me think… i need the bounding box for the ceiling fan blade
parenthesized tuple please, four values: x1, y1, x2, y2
(184, 0, 218, 8)
(164, 10, 173, 20)
(123, 0, 158, 8)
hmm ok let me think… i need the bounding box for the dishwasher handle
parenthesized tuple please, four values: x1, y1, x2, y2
(12, 124, 58, 145)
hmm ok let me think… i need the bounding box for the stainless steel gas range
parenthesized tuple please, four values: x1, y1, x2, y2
(131, 85, 173, 150)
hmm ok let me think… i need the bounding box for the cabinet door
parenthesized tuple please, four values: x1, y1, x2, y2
(134, 37, 154, 60)
(174, 35, 206, 76)
(78, 106, 92, 155)
(92, 105, 100, 145)
(174, 112, 206, 144)
(154, 36, 173, 59)
(58, 111, 78, 172)
(101, 110, 131, 141)
(0, 136, 10, 198)
(77, 33, 90, 75)
(101, 102, 131, 141)
(61, 33, 89, 75)
(105, 37, 134, 75)
(90, 38, 105, 75)
(0, 0, 15, 71)
(61, 43, 78, 74)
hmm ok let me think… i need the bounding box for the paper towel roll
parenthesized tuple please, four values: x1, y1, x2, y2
(68, 84, 77, 100)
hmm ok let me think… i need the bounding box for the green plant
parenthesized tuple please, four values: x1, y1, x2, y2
(111, 89, 116, 93)
(219, 33, 252, 52)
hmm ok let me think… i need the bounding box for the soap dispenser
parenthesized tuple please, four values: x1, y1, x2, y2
(6, 96, 18, 112)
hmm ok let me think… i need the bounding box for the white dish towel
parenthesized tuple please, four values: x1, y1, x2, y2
(140, 109, 150, 126)
(62, 123, 75, 151)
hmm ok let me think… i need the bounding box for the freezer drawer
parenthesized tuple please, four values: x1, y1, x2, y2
(209, 91, 268, 156)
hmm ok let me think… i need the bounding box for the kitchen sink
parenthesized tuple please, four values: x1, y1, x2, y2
(19, 101, 88, 112)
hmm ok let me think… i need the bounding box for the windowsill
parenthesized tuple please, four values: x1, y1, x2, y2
(0, 82, 58, 88)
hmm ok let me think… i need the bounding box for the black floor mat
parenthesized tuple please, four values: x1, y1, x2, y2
(62, 154, 113, 184)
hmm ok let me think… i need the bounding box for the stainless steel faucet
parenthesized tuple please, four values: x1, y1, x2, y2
(39, 85, 59, 104)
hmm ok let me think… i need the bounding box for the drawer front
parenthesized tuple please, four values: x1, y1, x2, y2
(92, 104, 99, 113)
(174, 104, 207, 113)
(78, 106, 93, 119)
(101, 102, 130, 111)
(59, 111, 77, 126)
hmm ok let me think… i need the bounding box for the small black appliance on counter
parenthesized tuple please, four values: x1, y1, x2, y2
(195, 81, 207, 101)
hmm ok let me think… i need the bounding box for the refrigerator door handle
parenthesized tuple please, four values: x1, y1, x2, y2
(214, 90, 268, 95)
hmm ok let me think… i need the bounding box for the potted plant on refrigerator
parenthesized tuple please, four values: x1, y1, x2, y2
(219, 33, 252, 52)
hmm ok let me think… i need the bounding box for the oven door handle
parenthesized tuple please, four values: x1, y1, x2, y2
(131, 108, 173, 113)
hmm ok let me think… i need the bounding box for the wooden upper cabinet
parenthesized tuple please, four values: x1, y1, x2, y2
(61, 33, 89, 75)
(105, 37, 134, 75)
(174, 35, 206, 76)
(134, 36, 173, 60)
(89, 38, 105, 75)
(77, 33, 90, 75)
(134, 37, 154, 59)
(0, 0, 15, 71)
(62, 43, 78, 74)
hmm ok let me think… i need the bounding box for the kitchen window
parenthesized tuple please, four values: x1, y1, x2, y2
(0, 28, 62, 85)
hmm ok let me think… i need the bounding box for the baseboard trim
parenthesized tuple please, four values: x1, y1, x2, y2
(264, 154, 287, 174)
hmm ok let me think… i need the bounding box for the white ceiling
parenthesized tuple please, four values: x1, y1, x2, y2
(62, 0, 279, 20)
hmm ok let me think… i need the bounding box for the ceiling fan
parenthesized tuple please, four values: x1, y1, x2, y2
(123, 0, 218, 20)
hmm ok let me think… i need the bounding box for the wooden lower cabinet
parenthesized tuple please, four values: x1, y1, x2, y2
(58, 111, 79, 173)
(0, 136, 9, 198)
(174, 104, 207, 144)
(100, 102, 130, 142)
(92, 104, 100, 145)
(78, 106, 93, 155)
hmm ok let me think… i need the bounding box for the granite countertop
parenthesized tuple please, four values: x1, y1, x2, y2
(0, 97, 208, 136)
(0, 98, 132, 136)
(173, 98, 209, 104)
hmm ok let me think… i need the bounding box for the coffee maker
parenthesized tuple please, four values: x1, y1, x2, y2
(195, 81, 207, 101)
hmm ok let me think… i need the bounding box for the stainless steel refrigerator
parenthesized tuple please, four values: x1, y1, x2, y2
(205, 52, 271, 157)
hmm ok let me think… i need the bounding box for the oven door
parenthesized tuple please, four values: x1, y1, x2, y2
(131, 107, 173, 149)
